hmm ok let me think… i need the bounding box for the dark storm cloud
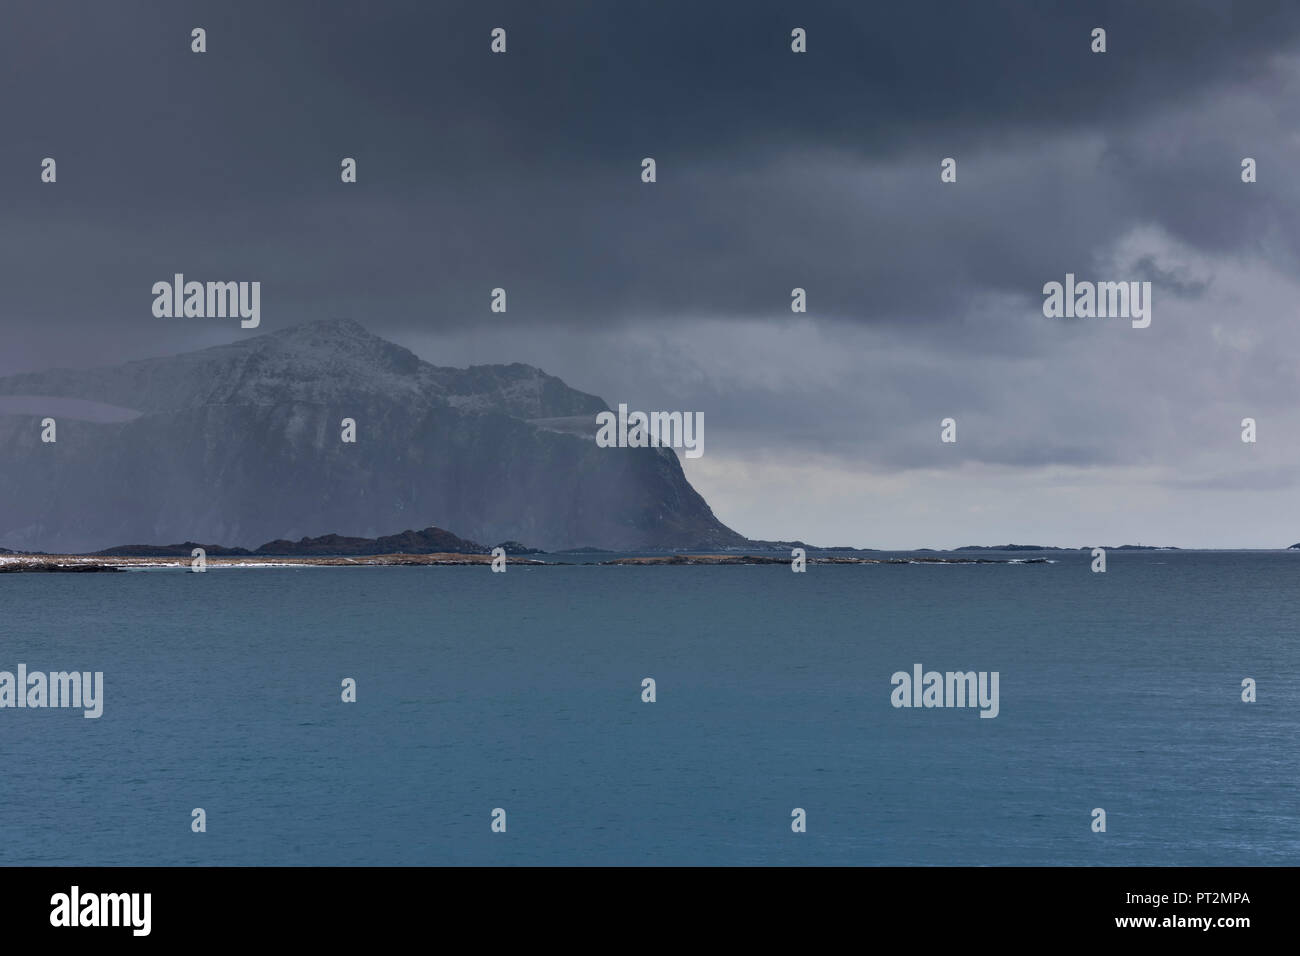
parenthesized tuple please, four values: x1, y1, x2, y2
(2, 0, 1299, 374)
(9, 0, 1290, 182)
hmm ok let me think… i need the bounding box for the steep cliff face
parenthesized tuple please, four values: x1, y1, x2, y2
(0, 320, 746, 553)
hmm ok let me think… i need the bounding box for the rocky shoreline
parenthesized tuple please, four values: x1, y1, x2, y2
(0, 552, 1052, 572)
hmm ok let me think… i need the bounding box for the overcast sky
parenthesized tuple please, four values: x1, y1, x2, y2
(3, 0, 1299, 548)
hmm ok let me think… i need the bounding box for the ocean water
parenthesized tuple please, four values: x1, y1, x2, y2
(1, 550, 1297, 866)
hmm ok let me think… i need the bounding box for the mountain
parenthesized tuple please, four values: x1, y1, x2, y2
(0, 319, 747, 553)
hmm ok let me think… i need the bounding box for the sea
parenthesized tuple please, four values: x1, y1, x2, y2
(1, 549, 1296, 865)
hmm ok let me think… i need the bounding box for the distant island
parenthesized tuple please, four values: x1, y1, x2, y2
(953, 544, 1181, 552)
(91, 526, 489, 558)
(0, 523, 1070, 571)
(3, 521, 1292, 573)
(2, 525, 1193, 561)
